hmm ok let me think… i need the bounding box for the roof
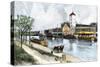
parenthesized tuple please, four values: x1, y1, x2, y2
(61, 22, 70, 28)
(69, 12, 76, 16)
(76, 24, 96, 27)
(52, 28, 62, 32)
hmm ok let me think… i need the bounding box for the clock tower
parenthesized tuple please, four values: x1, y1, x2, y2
(69, 12, 77, 34)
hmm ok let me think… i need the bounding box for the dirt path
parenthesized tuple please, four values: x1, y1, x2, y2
(15, 41, 80, 64)
(15, 41, 60, 64)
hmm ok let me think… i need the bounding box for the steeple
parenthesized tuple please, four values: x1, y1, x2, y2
(69, 12, 76, 16)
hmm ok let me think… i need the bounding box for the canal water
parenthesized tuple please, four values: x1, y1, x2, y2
(29, 36, 97, 62)
(47, 38, 97, 62)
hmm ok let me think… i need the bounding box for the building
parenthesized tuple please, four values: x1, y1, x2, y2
(61, 12, 77, 36)
(32, 11, 97, 41)
(44, 12, 77, 38)
(61, 22, 71, 35)
(75, 23, 97, 41)
(69, 12, 77, 34)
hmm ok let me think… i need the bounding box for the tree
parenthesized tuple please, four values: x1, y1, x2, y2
(15, 15, 34, 48)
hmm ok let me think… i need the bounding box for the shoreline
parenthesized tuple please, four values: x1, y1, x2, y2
(15, 41, 80, 65)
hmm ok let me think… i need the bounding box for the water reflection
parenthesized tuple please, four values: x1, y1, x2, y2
(47, 38, 97, 61)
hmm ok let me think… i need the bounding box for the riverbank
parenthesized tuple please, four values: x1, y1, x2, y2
(14, 40, 80, 65)
(15, 41, 60, 65)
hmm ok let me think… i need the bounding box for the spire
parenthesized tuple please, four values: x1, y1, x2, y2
(69, 12, 76, 16)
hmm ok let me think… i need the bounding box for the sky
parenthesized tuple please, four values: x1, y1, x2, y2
(14, 1, 97, 31)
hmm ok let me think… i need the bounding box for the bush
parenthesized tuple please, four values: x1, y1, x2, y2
(14, 45, 36, 65)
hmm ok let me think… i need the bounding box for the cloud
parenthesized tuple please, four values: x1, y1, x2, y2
(14, 2, 97, 31)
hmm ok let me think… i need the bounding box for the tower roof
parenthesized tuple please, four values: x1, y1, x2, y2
(69, 12, 76, 16)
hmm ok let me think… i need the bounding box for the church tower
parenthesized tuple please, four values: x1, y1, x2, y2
(69, 12, 77, 34)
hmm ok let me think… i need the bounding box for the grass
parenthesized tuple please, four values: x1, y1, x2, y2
(14, 44, 36, 65)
